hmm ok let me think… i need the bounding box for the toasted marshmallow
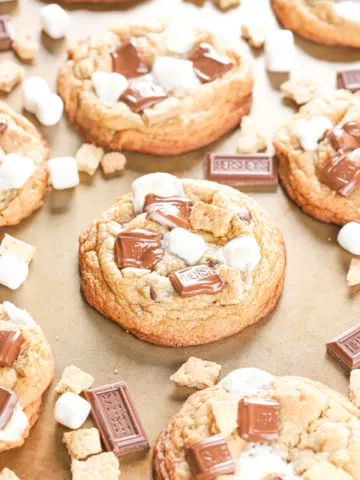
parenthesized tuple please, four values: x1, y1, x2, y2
(163, 227, 207, 265)
(54, 392, 91, 430)
(265, 30, 295, 73)
(152, 56, 200, 90)
(161, 23, 197, 54)
(338, 222, 360, 255)
(0, 154, 35, 190)
(35, 92, 64, 127)
(48, 156, 79, 190)
(296, 116, 333, 152)
(3, 301, 36, 327)
(0, 255, 29, 290)
(40, 4, 70, 40)
(92, 71, 128, 108)
(222, 236, 261, 272)
(23, 76, 51, 114)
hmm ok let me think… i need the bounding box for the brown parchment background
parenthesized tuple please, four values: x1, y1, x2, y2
(0, 0, 359, 478)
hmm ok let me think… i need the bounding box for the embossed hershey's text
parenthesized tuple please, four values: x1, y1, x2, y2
(211, 157, 271, 175)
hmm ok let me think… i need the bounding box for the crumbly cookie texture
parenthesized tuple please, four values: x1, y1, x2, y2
(57, 20, 253, 155)
(281, 77, 322, 106)
(273, 90, 360, 225)
(271, 0, 360, 48)
(79, 178, 285, 347)
(0, 468, 20, 480)
(56, 365, 94, 395)
(349, 370, 360, 408)
(71, 452, 120, 480)
(347, 259, 360, 286)
(0, 234, 36, 265)
(170, 357, 221, 389)
(154, 371, 360, 480)
(63, 428, 102, 460)
(0, 61, 25, 94)
(237, 116, 266, 153)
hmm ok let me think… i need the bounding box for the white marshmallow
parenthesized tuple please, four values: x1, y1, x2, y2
(265, 30, 295, 73)
(132, 172, 184, 214)
(0, 255, 28, 290)
(152, 56, 200, 90)
(54, 392, 91, 429)
(48, 156, 79, 190)
(40, 4, 70, 40)
(219, 368, 274, 397)
(23, 76, 50, 114)
(163, 227, 206, 265)
(0, 154, 35, 190)
(35, 92, 64, 127)
(3, 301, 36, 327)
(222, 236, 261, 272)
(161, 23, 197, 54)
(338, 222, 360, 255)
(0, 403, 28, 442)
(296, 116, 333, 152)
(349, 148, 360, 164)
(92, 71, 128, 108)
(334, 1, 360, 22)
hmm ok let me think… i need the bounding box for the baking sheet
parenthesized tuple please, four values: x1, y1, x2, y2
(0, 0, 359, 478)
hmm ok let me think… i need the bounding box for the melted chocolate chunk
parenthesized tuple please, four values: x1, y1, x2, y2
(0, 387, 17, 430)
(121, 76, 167, 113)
(189, 42, 234, 83)
(112, 38, 149, 79)
(0, 331, 24, 368)
(238, 398, 280, 442)
(328, 121, 360, 152)
(145, 194, 193, 230)
(319, 152, 360, 197)
(115, 229, 164, 270)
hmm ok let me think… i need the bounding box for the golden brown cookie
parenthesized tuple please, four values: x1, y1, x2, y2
(154, 368, 360, 479)
(57, 20, 253, 155)
(271, 0, 360, 48)
(79, 175, 285, 347)
(274, 90, 360, 225)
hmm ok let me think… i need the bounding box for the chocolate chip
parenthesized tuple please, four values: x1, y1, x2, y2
(150, 288, 157, 301)
(207, 259, 220, 269)
(0, 122, 8, 134)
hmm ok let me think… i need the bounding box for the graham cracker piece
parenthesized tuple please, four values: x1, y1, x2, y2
(281, 77, 322, 106)
(63, 428, 102, 460)
(12, 31, 39, 61)
(349, 369, 360, 408)
(210, 399, 239, 436)
(190, 201, 234, 237)
(0, 469, 20, 480)
(56, 365, 94, 395)
(75, 144, 104, 176)
(347, 258, 360, 286)
(0, 60, 24, 94)
(237, 116, 267, 154)
(303, 461, 352, 480)
(241, 23, 266, 48)
(0, 234, 36, 264)
(100, 152, 126, 175)
(71, 453, 120, 480)
(170, 357, 221, 389)
(214, 0, 240, 10)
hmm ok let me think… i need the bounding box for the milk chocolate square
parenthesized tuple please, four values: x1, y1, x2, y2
(145, 194, 192, 230)
(238, 398, 279, 442)
(337, 70, 360, 92)
(0, 16, 12, 51)
(0, 387, 17, 429)
(0, 331, 24, 368)
(169, 265, 224, 298)
(111, 38, 149, 79)
(327, 324, 360, 371)
(189, 42, 233, 83)
(122, 76, 167, 113)
(115, 229, 164, 270)
(319, 152, 360, 197)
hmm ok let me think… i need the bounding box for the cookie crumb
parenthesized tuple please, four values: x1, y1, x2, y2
(100, 152, 126, 176)
(75, 144, 104, 176)
(0, 468, 20, 480)
(0, 234, 36, 265)
(63, 428, 102, 460)
(210, 398, 239, 436)
(12, 31, 39, 61)
(0, 60, 25, 93)
(170, 357, 221, 389)
(280, 77, 321, 106)
(213, 0, 240, 10)
(241, 23, 266, 48)
(71, 452, 120, 480)
(349, 369, 360, 408)
(114, 369, 118, 374)
(347, 258, 360, 286)
(237, 116, 267, 154)
(56, 365, 94, 395)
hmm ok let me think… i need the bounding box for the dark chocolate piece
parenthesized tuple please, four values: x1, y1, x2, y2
(145, 194, 193, 230)
(0, 17, 12, 51)
(112, 38, 149, 79)
(326, 324, 360, 371)
(0, 331, 24, 368)
(204, 153, 278, 187)
(238, 398, 279, 442)
(84, 382, 149, 457)
(169, 265, 224, 298)
(121, 76, 167, 113)
(337, 70, 360, 93)
(115, 229, 164, 270)
(189, 42, 233, 83)
(328, 122, 360, 152)
(0, 387, 17, 430)
(186, 434, 235, 480)
(319, 152, 360, 197)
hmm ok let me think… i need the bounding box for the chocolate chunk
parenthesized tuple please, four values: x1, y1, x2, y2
(0, 331, 24, 368)
(145, 194, 193, 230)
(328, 122, 360, 152)
(169, 265, 224, 298)
(326, 324, 360, 371)
(205, 153, 278, 187)
(189, 42, 233, 83)
(111, 38, 149, 79)
(238, 398, 279, 442)
(0, 122, 7, 135)
(0, 17, 12, 51)
(84, 382, 149, 457)
(149, 288, 157, 301)
(337, 70, 360, 92)
(186, 434, 236, 480)
(0, 387, 17, 429)
(121, 76, 167, 113)
(319, 152, 360, 197)
(115, 229, 164, 270)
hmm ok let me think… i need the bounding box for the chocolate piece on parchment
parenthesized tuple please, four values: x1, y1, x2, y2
(327, 324, 360, 371)
(189, 42, 233, 83)
(0, 387, 18, 429)
(0, 17, 12, 51)
(122, 76, 167, 113)
(337, 70, 360, 92)
(169, 265, 224, 298)
(112, 38, 149, 79)
(0, 330, 24, 368)
(115, 229, 164, 270)
(237, 397, 279, 442)
(145, 194, 193, 230)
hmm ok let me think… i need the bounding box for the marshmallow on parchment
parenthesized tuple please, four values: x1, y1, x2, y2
(0, 255, 28, 290)
(265, 30, 295, 73)
(55, 392, 91, 429)
(338, 222, 360, 255)
(0, 154, 35, 190)
(222, 235, 261, 272)
(296, 116, 333, 152)
(48, 156, 79, 190)
(40, 4, 70, 40)
(23, 76, 50, 114)
(92, 71, 128, 108)
(3, 301, 36, 327)
(35, 92, 64, 127)
(152, 56, 200, 90)
(161, 23, 197, 54)
(132, 172, 184, 213)
(163, 227, 207, 265)
(0, 234, 36, 264)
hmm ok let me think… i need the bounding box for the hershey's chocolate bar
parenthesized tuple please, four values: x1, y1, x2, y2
(337, 70, 360, 92)
(0, 330, 24, 368)
(238, 398, 279, 442)
(326, 324, 360, 371)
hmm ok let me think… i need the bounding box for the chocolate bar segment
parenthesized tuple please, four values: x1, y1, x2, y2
(326, 324, 360, 371)
(169, 265, 224, 298)
(0, 331, 24, 368)
(319, 152, 360, 197)
(0, 16, 12, 51)
(115, 229, 164, 270)
(145, 194, 193, 230)
(189, 43, 233, 83)
(122, 76, 167, 113)
(205, 153, 278, 187)
(337, 70, 360, 92)
(0, 387, 18, 429)
(112, 38, 149, 79)
(238, 398, 279, 442)
(84, 381, 149, 457)
(328, 122, 360, 152)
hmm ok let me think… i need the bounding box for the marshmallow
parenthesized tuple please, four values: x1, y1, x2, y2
(161, 23, 197, 54)
(0, 255, 28, 290)
(3, 301, 36, 327)
(265, 30, 295, 73)
(54, 392, 91, 429)
(0, 403, 28, 442)
(152, 56, 200, 90)
(222, 235, 261, 272)
(40, 4, 70, 40)
(334, 1, 360, 22)
(349, 148, 360, 163)
(92, 71, 128, 108)
(48, 156, 79, 190)
(296, 116, 333, 152)
(219, 368, 274, 397)
(23, 76, 50, 114)
(0, 154, 35, 190)
(163, 227, 207, 265)
(35, 92, 64, 127)
(132, 172, 184, 214)
(338, 222, 360, 255)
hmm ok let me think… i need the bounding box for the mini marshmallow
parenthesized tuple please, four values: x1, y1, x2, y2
(132, 172, 184, 213)
(3, 301, 36, 327)
(23, 76, 50, 114)
(222, 235, 261, 271)
(40, 4, 70, 40)
(0, 154, 35, 190)
(152, 56, 200, 90)
(0, 255, 29, 290)
(161, 23, 197, 54)
(54, 392, 91, 430)
(265, 30, 295, 73)
(92, 71, 128, 108)
(219, 368, 274, 397)
(163, 227, 206, 265)
(334, 1, 360, 22)
(35, 92, 64, 127)
(0, 403, 28, 442)
(48, 156, 79, 190)
(338, 222, 360, 255)
(296, 116, 333, 152)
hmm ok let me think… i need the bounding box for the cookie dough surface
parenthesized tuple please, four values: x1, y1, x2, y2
(271, 0, 360, 47)
(57, 20, 253, 155)
(79, 178, 285, 347)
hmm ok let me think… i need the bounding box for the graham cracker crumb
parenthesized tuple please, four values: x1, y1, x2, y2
(210, 399, 239, 436)
(100, 152, 126, 175)
(0, 468, 20, 480)
(71, 452, 120, 480)
(12, 31, 39, 61)
(241, 23, 267, 48)
(303, 461, 352, 479)
(0, 60, 24, 94)
(347, 258, 360, 286)
(349, 370, 360, 408)
(237, 116, 266, 153)
(170, 357, 221, 389)
(56, 365, 94, 395)
(214, 0, 240, 10)
(281, 77, 322, 106)
(0, 234, 36, 264)
(63, 428, 102, 460)
(75, 144, 104, 176)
